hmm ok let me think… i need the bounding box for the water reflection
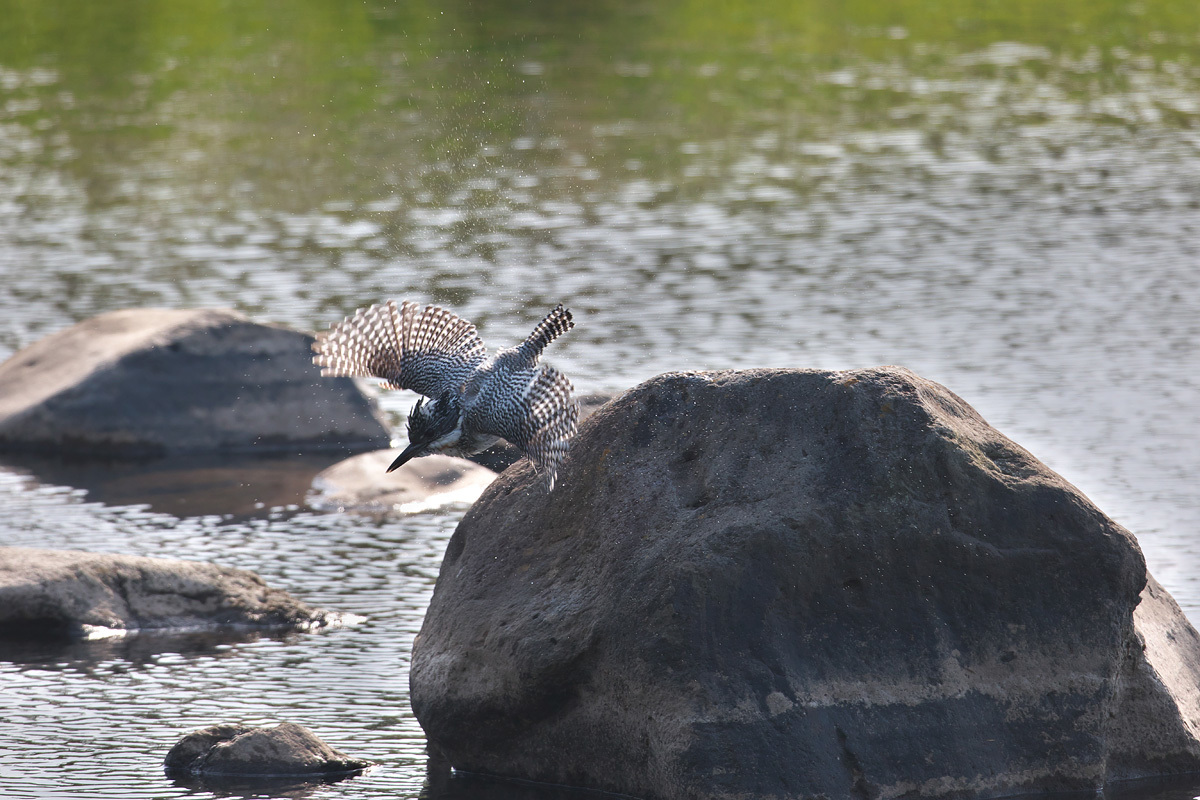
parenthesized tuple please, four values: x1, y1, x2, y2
(1, 627, 284, 672)
(0, 452, 348, 518)
(168, 767, 372, 799)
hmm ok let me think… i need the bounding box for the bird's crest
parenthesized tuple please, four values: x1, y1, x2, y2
(407, 391, 460, 445)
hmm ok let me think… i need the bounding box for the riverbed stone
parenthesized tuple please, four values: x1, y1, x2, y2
(308, 452, 496, 514)
(165, 722, 372, 779)
(0, 547, 332, 640)
(0, 307, 390, 456)
(409, 367, 1200, 800)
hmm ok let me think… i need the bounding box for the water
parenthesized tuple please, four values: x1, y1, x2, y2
(1, 0, 1199, 797)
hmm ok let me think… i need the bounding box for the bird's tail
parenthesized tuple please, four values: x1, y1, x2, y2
(515, 304, 573, 367)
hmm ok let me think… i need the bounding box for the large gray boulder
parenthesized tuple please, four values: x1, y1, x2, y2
(0, 308, 389, 456)
(410, 367, 1200, 800)
(0, 547, 333, 640)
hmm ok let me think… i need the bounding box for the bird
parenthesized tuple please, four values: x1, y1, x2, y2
(312, 300, 579, 490)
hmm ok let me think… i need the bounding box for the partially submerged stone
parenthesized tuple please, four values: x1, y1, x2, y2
(308, 452, 496, 514)
(0, 547, 333, 641)
(410, 367, 1200, 799)
(0, 308, 389, 456)
(165, 722, 372, 781)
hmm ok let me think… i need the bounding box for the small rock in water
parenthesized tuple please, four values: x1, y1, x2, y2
(0, 547, 334, 641)
(308, 452, 497, 514)
(165, 722, 372, 784)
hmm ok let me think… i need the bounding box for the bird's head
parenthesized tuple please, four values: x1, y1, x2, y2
(387, 392, 464, 472)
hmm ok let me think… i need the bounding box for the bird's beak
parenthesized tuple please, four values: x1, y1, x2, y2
(387, 441, 425, 473)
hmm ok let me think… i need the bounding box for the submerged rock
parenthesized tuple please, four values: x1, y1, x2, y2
(0, 547, 333, 641)
(0, 308, 389, 456)
(165, 722, 371, 782)
(309, 452, 496, 514)
(410, 367, 1200, 800)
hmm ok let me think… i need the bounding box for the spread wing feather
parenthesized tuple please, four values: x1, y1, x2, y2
(312, 300, 487, 399)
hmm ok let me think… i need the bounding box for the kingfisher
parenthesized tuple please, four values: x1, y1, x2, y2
(312, 300, 578, 490)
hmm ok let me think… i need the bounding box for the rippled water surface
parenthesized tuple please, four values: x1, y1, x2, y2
(2, 0, 1200, 797)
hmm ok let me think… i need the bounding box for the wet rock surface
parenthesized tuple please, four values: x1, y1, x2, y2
(309, 452, 496, 514)
(410, 367, 1200, 800)
(0, 307, 390, 456)
(165, 722, 372, 782)
(0, 547, 333, 641)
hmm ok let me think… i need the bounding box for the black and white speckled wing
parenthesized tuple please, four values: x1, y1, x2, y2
(312, 300, 487, 398)
(501, 364, 578, 490)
